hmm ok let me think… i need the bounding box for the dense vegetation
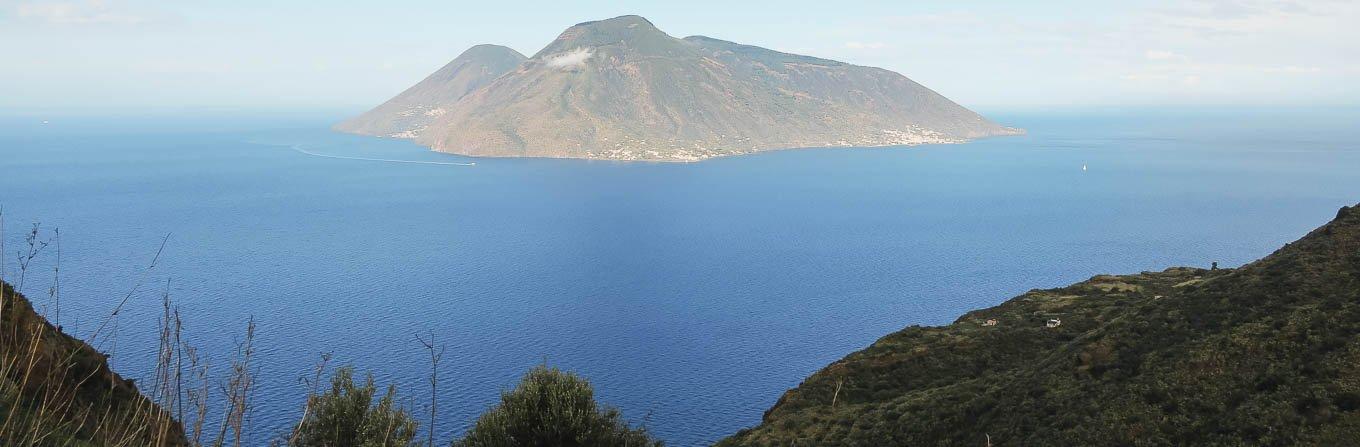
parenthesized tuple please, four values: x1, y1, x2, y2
(720, 204, 1360, 446)
(290, 364, 662, 447)
(454, 365, 662, 447)
(292, 366, 420, 447)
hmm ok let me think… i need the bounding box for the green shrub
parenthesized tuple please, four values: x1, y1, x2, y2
(293, 366, 419, 447)
(453, 366, 662, 447)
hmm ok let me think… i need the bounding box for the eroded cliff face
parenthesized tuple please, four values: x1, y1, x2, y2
(721, 204, 1360, 446)
(341, 15, 1020, 162)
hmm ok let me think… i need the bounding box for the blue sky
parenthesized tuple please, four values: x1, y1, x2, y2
(1, 0, 1355, 111)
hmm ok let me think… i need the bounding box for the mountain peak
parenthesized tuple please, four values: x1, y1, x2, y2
(459, 44, 525, 59)
(535, 15, 674, 57)
(1337, 203, 1357, 221)
(573, 15, 657, 31)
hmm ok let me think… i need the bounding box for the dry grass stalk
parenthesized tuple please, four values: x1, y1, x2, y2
(215, 317, 255, 447)
(88, 233, 170, 348)
(47, 227, 60, 328)
(288, 351, 333, 445)
(416, 330, 446, 446)
(2, 206, 7, 323)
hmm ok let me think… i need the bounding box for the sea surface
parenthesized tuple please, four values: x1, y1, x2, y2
(2, 108, 1358, 445)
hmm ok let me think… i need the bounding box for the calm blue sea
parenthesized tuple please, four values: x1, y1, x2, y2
(2, 108, 1358, 446)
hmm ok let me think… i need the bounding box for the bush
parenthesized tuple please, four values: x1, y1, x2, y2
(293, 366, 419, 447)
(454, 366, 662, 447)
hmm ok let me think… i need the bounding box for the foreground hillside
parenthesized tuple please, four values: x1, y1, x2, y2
(10, 204, 1358, 445)
(1, 282, 185, 445)
(722, 204, 1360, 446)
(0, 280, 659, 446)
(341, 15, 1020, 162)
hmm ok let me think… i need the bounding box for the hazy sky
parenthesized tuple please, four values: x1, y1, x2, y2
(2, 0, 1356, 111)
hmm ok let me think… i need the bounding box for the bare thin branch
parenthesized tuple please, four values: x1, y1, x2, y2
(88, 233, 170, 346)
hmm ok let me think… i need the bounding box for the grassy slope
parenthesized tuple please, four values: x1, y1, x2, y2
(1, 282, 186, 445)
(721, 204, 1360, 446)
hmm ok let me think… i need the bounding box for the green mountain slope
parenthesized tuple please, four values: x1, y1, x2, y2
(720, 203, 1360, 446)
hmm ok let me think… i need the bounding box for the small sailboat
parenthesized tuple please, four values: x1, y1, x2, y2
(1081, 164, 1087, 172)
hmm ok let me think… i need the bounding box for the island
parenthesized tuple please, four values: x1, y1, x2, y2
(336, 15, 1022, 162)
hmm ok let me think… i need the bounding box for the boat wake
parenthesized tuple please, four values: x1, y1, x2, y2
(255, 142, 476, 166)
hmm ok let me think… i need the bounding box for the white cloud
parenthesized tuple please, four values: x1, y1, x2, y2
(545, 47, 593, 69)
(1121, 73, 1172, 82)
(880, 11, 982, 28)
(844, 41, 887, 50)
(1260, 65, 1322, 74)
(14, 0, 149, 25)
(812, 0, 1357, 105)
(1145, 50, 1191, 62)
(1153, 0, 1337, 37)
